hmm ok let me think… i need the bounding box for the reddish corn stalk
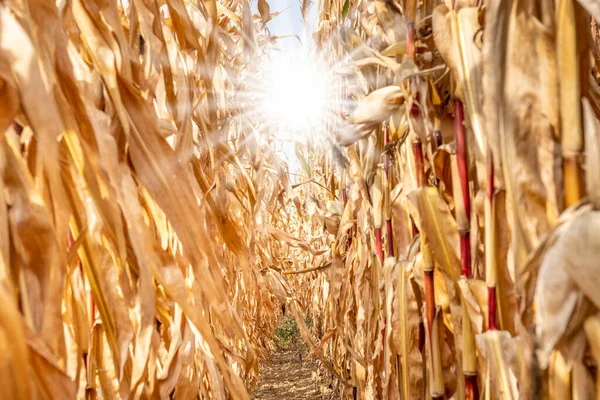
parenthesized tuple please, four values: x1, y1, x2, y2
(407, 11, 422, 236)
(454, 100, 472, 278)
(486, 151, 497, 331)
(465, 375, 479, 400)
(412, 141, 425, 188)
(488, 287, 497, 331)
(454, 100, 479, 397)
(454, 100, 470, 212)
(410, 98, 423, 239)
(386, 220, 394, 256)
(373, 170, 384, 264)
(460, 233, 471, 278)
(407, 22, 416, 60)
(424, 270, 435, 337)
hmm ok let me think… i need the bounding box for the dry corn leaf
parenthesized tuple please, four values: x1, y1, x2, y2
(433, 5, 485, 154)
(535, 207, 600, 367)
(476, 330, 519, 400)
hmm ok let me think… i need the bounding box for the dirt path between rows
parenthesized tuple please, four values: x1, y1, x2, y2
(251, 326, 335, 400)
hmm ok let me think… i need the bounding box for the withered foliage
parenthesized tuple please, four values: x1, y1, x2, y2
(288, 0, 600, 398)
(0, 0, 319, 398)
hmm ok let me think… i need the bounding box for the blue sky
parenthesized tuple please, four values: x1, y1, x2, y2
(251, 0, 317, 50)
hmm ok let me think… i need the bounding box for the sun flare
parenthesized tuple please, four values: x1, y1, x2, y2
(258, 51, 331, 139)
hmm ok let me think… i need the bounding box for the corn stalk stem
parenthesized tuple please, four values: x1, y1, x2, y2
(454, 100, 471, 222)
(558, 0, 585, 208)
(424, 271, 435, 339)
(465, 375, 479, 400)
(386, 220, 395, 257)
(410, 101, 423, 238)
(412, 142, 425, 188)
(564, 156, 583, 207)
(407, 21, 416, 60)
(460, 233, 471, 278)
(384, 126, 394, 257)
(488, 286, 497, 330)
(455, 101, 470, 216)
(486, 151, 497, 331)
(454, 99, 479, 395)
(375, 228, 384, 265)
(411, 141, 422, 236)
(453, 101, 472, 279)
(430, 309, 445, 398)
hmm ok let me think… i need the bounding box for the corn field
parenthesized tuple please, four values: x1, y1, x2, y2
(1, 0, 600, 398)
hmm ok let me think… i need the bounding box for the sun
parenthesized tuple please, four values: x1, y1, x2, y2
(258, 51, 331, 140)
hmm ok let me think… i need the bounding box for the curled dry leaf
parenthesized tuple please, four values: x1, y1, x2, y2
(535, 208, 600, 367)
(433, 5, 485, 153)
(476, 330, 519, 399)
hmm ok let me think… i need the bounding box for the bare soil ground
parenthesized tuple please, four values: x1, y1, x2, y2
(251, 328, 335, 400)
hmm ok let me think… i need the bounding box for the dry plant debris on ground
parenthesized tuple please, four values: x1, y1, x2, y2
(251, 319, 336, 400)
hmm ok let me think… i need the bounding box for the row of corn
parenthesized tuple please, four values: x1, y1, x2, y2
(0, 0, 310, 398)
(289, 0, 600, 398)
